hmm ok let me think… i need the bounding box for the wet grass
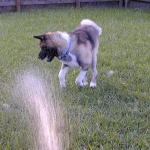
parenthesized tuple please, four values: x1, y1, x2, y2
(0, 7, 150, 149)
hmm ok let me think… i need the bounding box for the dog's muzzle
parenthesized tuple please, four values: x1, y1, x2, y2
(38, 47, 58, 62)
(38, 50, 47, 60)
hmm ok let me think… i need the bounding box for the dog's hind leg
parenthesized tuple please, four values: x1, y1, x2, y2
(75, 69, 88, 87)
(58, 64, 69, 88)
(90, 58, 97, 88)
(82, 74, 88, 86)
(90, 40, 99, 88)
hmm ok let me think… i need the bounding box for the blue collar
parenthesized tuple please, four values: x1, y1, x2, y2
(58, 38, 72, 61)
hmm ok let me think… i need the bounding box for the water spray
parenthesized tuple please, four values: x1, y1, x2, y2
(15, 70, 68, 150)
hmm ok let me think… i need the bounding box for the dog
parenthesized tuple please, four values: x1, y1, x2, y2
(34, 19, 102, 88)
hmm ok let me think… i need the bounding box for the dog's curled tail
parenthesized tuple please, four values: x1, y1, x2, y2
(80, 19, 102, 36)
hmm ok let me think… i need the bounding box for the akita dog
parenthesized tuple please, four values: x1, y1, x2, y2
(34, 19, 102, 88)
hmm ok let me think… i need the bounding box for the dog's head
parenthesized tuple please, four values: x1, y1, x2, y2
(34, 32, 68, 62)
(33, 33, 58, 62)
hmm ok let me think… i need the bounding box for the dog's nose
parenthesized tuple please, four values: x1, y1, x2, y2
(38, 51, 47, 60)
(38, 54, 42, 59)
(38, 56, 45, 60)
(47, 59, 51, 62)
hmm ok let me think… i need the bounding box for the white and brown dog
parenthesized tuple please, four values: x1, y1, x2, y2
(34, 19, 102, 88)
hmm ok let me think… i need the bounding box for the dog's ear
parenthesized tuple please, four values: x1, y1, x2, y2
(33, 35, 45, 41)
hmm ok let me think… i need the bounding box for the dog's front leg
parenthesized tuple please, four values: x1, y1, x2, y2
(58, 64, 69, 88)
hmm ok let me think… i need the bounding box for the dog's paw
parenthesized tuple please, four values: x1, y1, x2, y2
(83, 81, 88, 86)
(75, 81, 88, 87)
(75, 80, 84, 87)
(90, 82, 97, 88)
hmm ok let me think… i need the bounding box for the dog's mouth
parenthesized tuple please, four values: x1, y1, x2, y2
(38, 47, 58, 62)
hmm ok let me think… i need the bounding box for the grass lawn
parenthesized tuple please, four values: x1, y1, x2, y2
(0, 7, 150, 150)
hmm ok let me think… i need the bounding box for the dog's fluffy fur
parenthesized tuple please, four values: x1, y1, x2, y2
(34, 19, 102, 88)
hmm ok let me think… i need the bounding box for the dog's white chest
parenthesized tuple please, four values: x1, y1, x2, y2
(62, 54, 79, 68)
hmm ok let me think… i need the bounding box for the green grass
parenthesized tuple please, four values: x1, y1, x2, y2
(0, 7, 150, 150)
